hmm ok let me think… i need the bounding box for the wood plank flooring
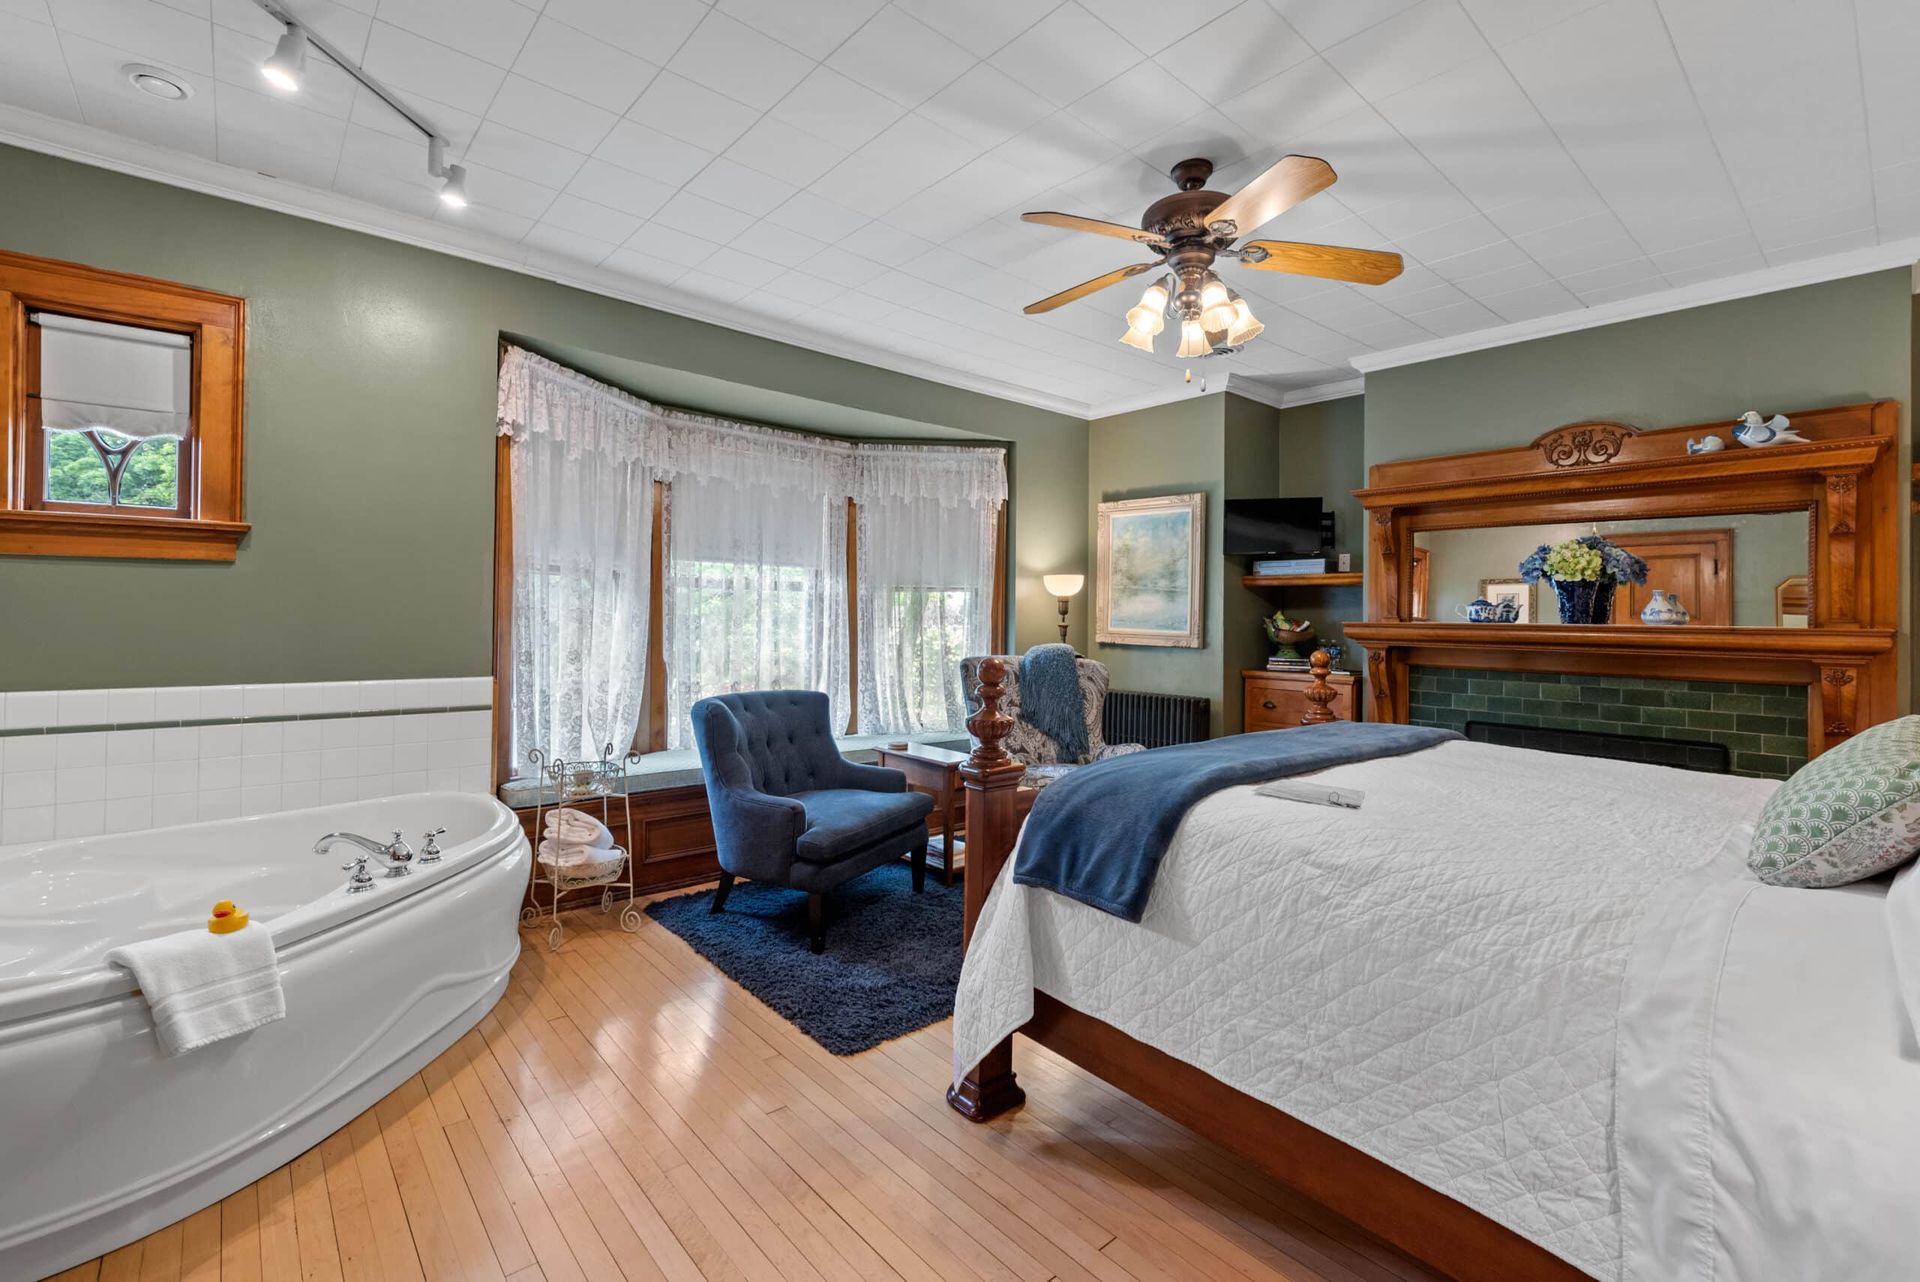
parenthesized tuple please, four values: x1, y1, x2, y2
(56, 889, 1444, 1282)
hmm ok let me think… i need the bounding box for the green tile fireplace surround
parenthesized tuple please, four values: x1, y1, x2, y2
(1407, 667, 1809, 779)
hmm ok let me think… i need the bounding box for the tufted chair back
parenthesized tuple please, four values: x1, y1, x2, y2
(692, 690, 845, 798)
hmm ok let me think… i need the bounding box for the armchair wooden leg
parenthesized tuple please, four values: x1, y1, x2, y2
(911, 837, 927, 894)
(710, 871, 734, 914)
(807, 892, 825, 954)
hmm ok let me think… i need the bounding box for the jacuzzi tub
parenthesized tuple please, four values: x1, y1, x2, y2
(0, 792, 530, 1279)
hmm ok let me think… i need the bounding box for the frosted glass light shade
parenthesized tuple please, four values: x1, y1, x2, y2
(1119, 322, 1155, 352)
(1199, 277, 1236, 333)
(1226, 297, 1264, 345)
(1176, 318, 1210, 358)
(1042, 574, 1085, 598)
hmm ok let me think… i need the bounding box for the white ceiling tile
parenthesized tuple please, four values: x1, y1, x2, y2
(61, 34, 217, 155)
(565, 157, 675, 219)
(1398, 296, 1502, 335)
(592, 119, 712, 185)
(523, 222, 616, 263)
(600, 247, 686, 287)
(630, 221, 729, 269)
(684, 156, 797, 216)
(626, 71, 763, 151)
(461, 161, 560, 219)
(724, 117, 850, 188)
(332, 166, 442, 216)
(216, 129, 341, 188)
(346, 82, 479, 150)
(0, 13, 82, 121)
(1152, 1, 1313, 103)
(678, 275, 757, 304)
(1067, 59, 1206, 149)
(653, 188, 756, 242)
(918, 64, 1054, 150)
(716, 0, 885, 59)
(1511, 213, 1644, 275)
(1078, 0, 1239, 54)
(1361, 191, 1479, 240)
(892, 0, 1058, 58)
(857, 223, 937, 267)
(465, 119, 587, 187)
(511, 17, 656, 114)
(727, 222, 830, 268)
(486, 75, 616, 152)
(1426, 237, 1530, 282)
(1458, 0, 1605, 47)
(990, 3, 1141, 108)
(542, 0, 706, 63)
(1270, 0, 1421, 50)
(1480, 193, 1610, 239)
(1857, 0, 1920, 169)
(861, 269, 941, 307)
(667, 11, 814, 111)
(51, 0, 213, 74)
(210, 0, 369, 52)
(337, 121, 439, 188)
(360, 20, 505, 114)
(697, 244, 782, 287)
(814, 112, 981, 212)
(764, 66, 902, 150)
(989, 111, 1122, 190)
(1322, 0, 1487, 101)
(826, 6, 974, 108)
(214, 79, 346, 157)
(758, 269, 847, 305)
(764, 190, 870, 241)
(374, 0, 535, 67)
(1376, 54, 1585, 213)
(801, 243, 890, 288)
(0, 0, 51, 20)
(1477, 280, 1581, 322)
(1220, 56, 1366, 143)
(539, 191, 644, 242)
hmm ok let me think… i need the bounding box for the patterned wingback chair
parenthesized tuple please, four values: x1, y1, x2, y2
(959, 654, 1146, 787)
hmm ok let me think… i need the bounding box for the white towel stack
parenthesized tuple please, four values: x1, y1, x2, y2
(539, 808, 618, 868)
(106, 923, 286, 1056)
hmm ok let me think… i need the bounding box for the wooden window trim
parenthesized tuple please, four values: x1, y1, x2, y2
(0, 250, 247, 561)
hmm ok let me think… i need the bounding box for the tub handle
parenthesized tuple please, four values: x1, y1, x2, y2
(340, 855, 377, 894)
(420, 827, 447, 865)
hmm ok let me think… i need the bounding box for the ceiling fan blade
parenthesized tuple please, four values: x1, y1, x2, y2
(1022, 261, 1162, 315)
(1022, 211, 1166, 247)
(1204, 155, 1337, 238)
(1240, 240, 1404, 285)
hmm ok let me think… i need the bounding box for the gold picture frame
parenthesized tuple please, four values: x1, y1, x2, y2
(1096, 492, 1207, 648)
(1478, 577, 1535, 624)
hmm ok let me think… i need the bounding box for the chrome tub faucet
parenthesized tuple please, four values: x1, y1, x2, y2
(315, 830, 414, 893)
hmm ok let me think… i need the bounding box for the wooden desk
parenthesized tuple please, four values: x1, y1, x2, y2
(875, 742, 971, 885)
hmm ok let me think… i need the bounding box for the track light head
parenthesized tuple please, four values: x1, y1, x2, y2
(438, 164, 468, 209)
(261, 22, 307, 92)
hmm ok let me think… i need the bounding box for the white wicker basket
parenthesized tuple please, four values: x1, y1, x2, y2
(536, 842, 627, 890)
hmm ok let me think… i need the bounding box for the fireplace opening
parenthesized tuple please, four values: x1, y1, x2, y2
(1465, 720, 1731, 773)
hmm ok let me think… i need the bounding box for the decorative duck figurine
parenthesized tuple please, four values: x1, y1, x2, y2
(1686, 434, 1725, 454)
(1732, 411, 1807, 448)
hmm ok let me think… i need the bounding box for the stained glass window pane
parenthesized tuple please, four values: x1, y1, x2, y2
(45, 429, 109, 504)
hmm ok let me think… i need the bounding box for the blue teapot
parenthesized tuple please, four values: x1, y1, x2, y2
(1460, 597, 1519, 623)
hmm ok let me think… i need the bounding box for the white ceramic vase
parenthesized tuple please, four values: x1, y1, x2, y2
(1640, 589, 1690, 626)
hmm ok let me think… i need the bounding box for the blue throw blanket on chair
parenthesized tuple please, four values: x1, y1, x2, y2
(1019, 643, 1089, 762)
(1014, 721, 1461, 921)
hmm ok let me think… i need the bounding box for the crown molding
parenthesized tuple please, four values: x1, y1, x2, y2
(0, 108, 1101, 421)
(1352, 236, 1920, 373)
(1086, 373, 1364, 419)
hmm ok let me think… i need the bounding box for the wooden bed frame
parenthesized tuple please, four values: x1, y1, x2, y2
(945, 653, 1592, 1282)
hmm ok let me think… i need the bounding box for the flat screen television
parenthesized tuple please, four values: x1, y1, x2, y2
(1223, 497, 1328, 557)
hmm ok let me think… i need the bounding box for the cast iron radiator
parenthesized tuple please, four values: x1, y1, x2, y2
(1104, 690, 1210, 749)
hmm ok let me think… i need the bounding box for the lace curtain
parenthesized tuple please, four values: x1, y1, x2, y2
(497, 347, 652, 768)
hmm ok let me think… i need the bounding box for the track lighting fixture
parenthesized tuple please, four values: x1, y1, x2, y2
(260, 22, 307, 92)
(428, 136, 467, 208)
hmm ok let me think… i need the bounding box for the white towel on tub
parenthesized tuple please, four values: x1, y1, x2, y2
(106, 923, 286, 1056)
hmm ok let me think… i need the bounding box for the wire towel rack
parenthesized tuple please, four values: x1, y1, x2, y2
(522, 744, 642, 951)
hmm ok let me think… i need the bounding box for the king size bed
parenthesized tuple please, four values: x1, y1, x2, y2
(946, 659, 1920, 1282)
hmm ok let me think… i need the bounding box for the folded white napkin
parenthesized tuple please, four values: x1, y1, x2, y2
(537, 838, 624, 869)
(106, 923, 285, 1056)
(543, 808, 613, 848)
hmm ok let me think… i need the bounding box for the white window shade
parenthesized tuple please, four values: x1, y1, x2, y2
(33, 312, 192, 439)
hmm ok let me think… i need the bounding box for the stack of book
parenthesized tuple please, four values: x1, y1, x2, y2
(1266, 655, 1314, 671)
(1250, 557, 1327, 575)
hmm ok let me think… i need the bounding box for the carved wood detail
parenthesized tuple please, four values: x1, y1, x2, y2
(1824, 470, 1860, 623)
(1533, 420, 1637, 468)
(1820, 666, 1861, 740)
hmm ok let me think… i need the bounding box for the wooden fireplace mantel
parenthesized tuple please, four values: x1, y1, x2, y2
(1351, 400, 1902, 756)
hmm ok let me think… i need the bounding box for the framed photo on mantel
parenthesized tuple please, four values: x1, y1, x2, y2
(1096, 491, 1206, 648)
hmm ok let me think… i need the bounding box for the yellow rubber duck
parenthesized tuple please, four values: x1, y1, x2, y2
(207, 900, 250, 934)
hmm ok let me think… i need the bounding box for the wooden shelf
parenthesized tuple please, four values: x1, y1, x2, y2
(1241, 572, 1364, 587)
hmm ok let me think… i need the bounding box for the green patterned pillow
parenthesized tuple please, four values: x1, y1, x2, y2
(1749, 716, 1920, 888)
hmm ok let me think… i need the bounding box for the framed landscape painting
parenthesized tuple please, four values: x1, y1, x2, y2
(1096, 492, 1206, 648)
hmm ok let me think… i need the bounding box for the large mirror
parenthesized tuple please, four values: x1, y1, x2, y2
(1411, 511, 1811, 626)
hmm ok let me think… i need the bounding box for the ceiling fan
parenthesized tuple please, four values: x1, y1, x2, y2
(1020, 155, 1403, 358)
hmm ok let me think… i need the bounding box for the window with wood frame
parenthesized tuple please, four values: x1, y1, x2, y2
(1, 250, 247, 560)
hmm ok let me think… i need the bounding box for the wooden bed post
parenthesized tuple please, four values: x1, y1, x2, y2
(1301, 649, 1339, 725)
(949, 657, 1028, 1122)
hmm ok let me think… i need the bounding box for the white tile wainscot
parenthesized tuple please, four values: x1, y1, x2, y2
(0, 678, 493, 844)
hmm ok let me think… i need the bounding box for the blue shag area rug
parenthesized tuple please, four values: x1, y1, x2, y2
(645, 863, 963, 1055)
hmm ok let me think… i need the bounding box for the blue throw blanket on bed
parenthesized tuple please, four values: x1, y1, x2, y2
(1018, 643, 1088, 762)
(1014, 721, 1461, 921)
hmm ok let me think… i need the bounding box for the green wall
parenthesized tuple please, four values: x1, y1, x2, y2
(1365, 269, 1913, 702)
(0, 145, 1088, 689)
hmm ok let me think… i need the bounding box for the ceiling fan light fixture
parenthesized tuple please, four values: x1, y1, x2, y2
(1175, 317, 1209, 359)
(1198, 276, 1235, 333)
(1119, 322, 1156, 352)
(261, 22, 308, 92)
(1226, 295, 1263, 346)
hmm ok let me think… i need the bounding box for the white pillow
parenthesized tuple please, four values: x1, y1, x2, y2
(1748, 716, 1920, 888)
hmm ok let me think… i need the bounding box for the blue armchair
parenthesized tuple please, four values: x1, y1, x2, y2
(690, 690, 935, 953)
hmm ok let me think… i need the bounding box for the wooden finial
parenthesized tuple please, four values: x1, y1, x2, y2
(1301, 649, 1339, 725)
(966, 657, 1015, 770)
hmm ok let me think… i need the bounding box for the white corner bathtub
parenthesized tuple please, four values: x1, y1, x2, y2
(0, 792, 530, 1279)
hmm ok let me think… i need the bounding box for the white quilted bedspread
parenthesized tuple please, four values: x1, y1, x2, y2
(951, 740, 1778, 1280)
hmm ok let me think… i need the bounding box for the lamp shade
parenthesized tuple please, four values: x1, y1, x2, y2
(1042, 574, 1085, 598)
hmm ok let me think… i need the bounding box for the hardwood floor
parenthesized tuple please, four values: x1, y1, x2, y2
(54, 890, 1445, 1282)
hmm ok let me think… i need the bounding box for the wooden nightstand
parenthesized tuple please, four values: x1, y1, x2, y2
(1244, 668, 1360, 732)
